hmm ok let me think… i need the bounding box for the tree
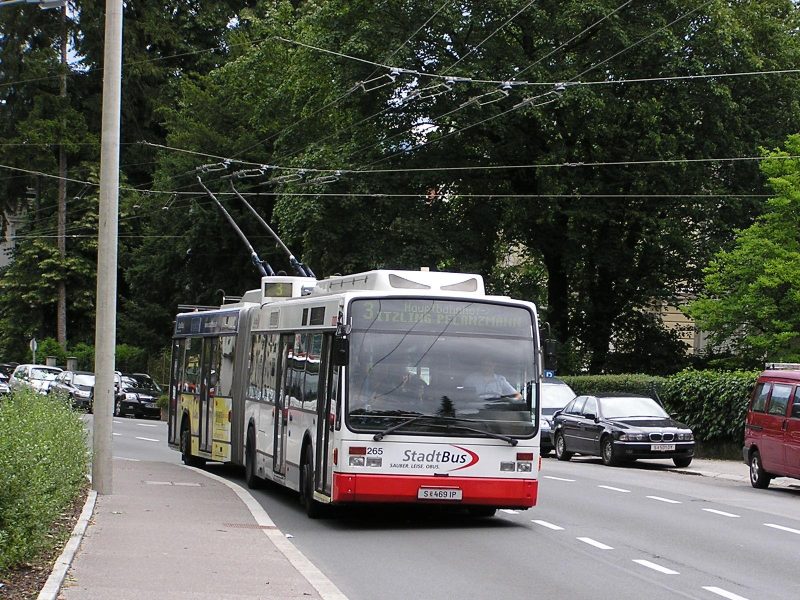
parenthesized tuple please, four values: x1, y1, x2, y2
(687, 134, 800, 366)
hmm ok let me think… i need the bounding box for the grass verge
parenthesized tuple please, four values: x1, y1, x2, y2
(0, 389, 88, 576)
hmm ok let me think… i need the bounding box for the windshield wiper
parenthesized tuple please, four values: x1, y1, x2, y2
(373, 415, 518, 446)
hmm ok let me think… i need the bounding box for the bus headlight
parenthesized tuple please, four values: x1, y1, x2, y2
(349, 456, 365, 467)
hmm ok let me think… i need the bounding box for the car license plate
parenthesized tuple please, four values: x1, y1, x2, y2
(417, 487, 462, 501)
(651, 444, 676, 451)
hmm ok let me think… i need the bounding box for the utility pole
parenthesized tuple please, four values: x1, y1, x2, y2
(92, 0, 123, 495)
(57, 2, 67, 348)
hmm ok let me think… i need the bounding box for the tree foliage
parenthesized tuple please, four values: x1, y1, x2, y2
(688, 134, 800, 366)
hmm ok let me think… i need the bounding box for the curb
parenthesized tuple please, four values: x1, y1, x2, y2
(190, 466, 349, 600)
(37, 488, 98, 600)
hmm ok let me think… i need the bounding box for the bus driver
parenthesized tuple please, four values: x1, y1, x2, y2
(464, 357, 522, 400)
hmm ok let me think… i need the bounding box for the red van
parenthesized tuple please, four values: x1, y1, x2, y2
(743, 365, 800, 488)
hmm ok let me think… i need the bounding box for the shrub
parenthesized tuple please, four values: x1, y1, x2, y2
(560, 374, 667, 398)
(659, 369, 759, 443)
(0, 389, 88, 571)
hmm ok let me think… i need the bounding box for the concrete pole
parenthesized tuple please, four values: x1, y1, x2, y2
(92, 0, 123, 495)
(57, 4, 67, 348)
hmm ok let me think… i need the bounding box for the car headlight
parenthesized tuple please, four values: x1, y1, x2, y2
(541, 419, 552, 431)
(677, 432, 694, 441)
(619, 432, 646, 441)
(76, 390, 90, 398)
(125, 392, 138, 401)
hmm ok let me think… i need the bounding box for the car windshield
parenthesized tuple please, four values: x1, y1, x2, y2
(74, 374, 95, 387)
(540, 382, 575, 409)
(346, 298, 536, 438)
(127, 374, 160, 392)
(31, 368, 60, 380)
(599, 396, 669, 419)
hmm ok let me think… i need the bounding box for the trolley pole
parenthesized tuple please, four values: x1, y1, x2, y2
(92, 0, 123, 495)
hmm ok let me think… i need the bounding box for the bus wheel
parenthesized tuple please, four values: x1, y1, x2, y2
(181, 424, 205, 468)
(301, 445, 324, 518)
(245, 428, 260, 489)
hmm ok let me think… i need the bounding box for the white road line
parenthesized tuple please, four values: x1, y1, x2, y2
(531, 520, 564, 531)
(598, 485, 630, 493)
(646, 495, 682, 504)
(702, 508, 740, 518)
(577, 537, 613, 550)
(633, 559, 679, 575)
(500, 509, 520, 514)
(113, 456, 140, 462)
(135, 436, 159, 442)
(764, 523, 800, 535)
(543, 475, 575, 482)
(702, 586, 750, 600)
(137, 423, 158, 428)
(112, 432, 121, 436)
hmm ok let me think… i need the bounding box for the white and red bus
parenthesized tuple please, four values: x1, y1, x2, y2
(168, 269, 543, 517)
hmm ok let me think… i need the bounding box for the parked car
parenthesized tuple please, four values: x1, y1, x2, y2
(115, 372, 161, 419)
(9, 364, 63, 395)
(552, 394, 695, 467)
(539, 377, 576, 456)
(0, 372, 10, 396)
(49, 370, 95, 412)
(743, 364, 800, 489)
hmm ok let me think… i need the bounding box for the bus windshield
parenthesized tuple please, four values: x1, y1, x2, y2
(346, 298, 536, 438)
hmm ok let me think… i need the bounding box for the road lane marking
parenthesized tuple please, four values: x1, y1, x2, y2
(702, 508, 740, 518)
(577, 537, 613, 550)
(598, 485, 630, 493)
(531, 520, 564, 531)
(702, 586, 750, 600)
(137, 423, 158, 427)
(112, 432, 121, 436)
(764, 523, 800, 535)
(113, 420, 122, 424)
(135, 436, 159, 442)
(646, 495, 682, 504)
(543, 476, 575, 482)
(113, 456, 140, 461)
(633, 559, 679, 575)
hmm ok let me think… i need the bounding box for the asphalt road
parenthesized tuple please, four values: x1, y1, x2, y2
(92, 417, 800, 600)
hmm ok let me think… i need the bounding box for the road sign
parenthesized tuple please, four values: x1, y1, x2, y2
(544, 369, 555, 378)
(29, 338, 37, 352)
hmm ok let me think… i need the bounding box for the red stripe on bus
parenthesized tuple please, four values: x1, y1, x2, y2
(331, 473, 537, 508)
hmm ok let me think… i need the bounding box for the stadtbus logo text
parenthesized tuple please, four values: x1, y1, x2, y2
(398, 446, 479, 471)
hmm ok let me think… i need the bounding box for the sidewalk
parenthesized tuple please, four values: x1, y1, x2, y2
(51, 459, 346, 600)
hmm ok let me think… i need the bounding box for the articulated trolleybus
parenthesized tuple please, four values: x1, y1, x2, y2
(168, 269, 543, 517)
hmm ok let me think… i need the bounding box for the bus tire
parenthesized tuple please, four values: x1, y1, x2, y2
(245, 427, 260, 489)
(301, 445, 324, 518)
(181, 421, 205, 468)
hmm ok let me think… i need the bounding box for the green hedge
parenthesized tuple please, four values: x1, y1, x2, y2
(0, 390, 88, 572)
(560, 370, 759, 444)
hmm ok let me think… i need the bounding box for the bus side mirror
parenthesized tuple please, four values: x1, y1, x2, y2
(332, 336, 349, 366)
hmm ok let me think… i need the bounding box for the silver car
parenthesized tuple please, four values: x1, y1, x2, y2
(10, 364, 63, 395)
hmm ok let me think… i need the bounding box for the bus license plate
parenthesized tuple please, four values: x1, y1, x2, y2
(651, 444, 676, 451)
(418, 487, 462, 501)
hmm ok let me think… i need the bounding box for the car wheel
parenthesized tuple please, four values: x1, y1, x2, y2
(749, 450, 771, 489)
(601, 436, 620, 466)
(114, 399, 122, 417)
(244, 427, 260, 489)
(300, 445, 324, 518)
(554, 432, 572, 461)
(672, 457, 692, 468)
